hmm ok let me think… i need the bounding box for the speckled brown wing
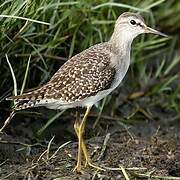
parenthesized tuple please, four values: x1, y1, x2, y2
(7, 43, 115, 110)
(46, 45, 115, 102)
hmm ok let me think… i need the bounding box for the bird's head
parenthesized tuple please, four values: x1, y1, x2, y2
(113, 12, 167, 41)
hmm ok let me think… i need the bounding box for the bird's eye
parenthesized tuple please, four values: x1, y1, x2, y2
(130, 20, 136, 25)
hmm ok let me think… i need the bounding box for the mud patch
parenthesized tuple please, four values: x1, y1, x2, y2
(1, 128, 180, 179)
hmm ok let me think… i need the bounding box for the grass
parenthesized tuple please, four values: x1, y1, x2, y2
(0, 0, 180, 179)
(0, 0, 178, 108)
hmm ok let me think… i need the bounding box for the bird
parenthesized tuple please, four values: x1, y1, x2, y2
(6, 12, 167, 172)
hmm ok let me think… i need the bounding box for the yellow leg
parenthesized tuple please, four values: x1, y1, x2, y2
(73, 121, 82, 172)
(73, 107, 104, 172)
(81, 139, 104, 171)
(73, 106, 91, 172)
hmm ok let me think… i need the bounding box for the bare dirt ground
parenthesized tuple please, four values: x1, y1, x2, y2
(0, 94, 180, 179)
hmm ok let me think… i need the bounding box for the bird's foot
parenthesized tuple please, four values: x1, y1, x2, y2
(73, 160, 105, 173)
(85, 159, 105, 171)
(73, 163, 82, 173)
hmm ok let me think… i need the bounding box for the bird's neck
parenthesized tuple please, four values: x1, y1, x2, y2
(109, 30, 133, 55)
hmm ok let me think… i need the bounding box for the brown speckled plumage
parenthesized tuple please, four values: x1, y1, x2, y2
(7, 43, 116, 110)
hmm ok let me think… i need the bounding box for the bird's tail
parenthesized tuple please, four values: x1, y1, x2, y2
(6, 91, 42, 110)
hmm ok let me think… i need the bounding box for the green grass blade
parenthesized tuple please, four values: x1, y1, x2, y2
(37, 110, 66, 135)
(0, 14, 51, 25)
(91, 2, 149, 12)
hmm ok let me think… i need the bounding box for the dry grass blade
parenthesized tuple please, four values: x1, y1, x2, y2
(49, 141, 71, 160)
(36, 136, 70, 164)
(97, 133, 110, 161)
(5, 54, 17, 97)
(133, 172, 180, 179)
(120, 166, 130, 180)
(46, 136, 55, 160)
(0, 111, 15, 133)
(20, 55, 31, 95)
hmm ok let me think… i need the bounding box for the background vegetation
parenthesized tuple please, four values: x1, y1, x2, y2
(0, 0, 179, 179)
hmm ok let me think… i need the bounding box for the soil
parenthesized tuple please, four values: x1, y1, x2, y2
(0, 97, 180, 179)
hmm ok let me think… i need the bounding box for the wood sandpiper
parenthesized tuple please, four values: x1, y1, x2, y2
(7, 12, 167, 172)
